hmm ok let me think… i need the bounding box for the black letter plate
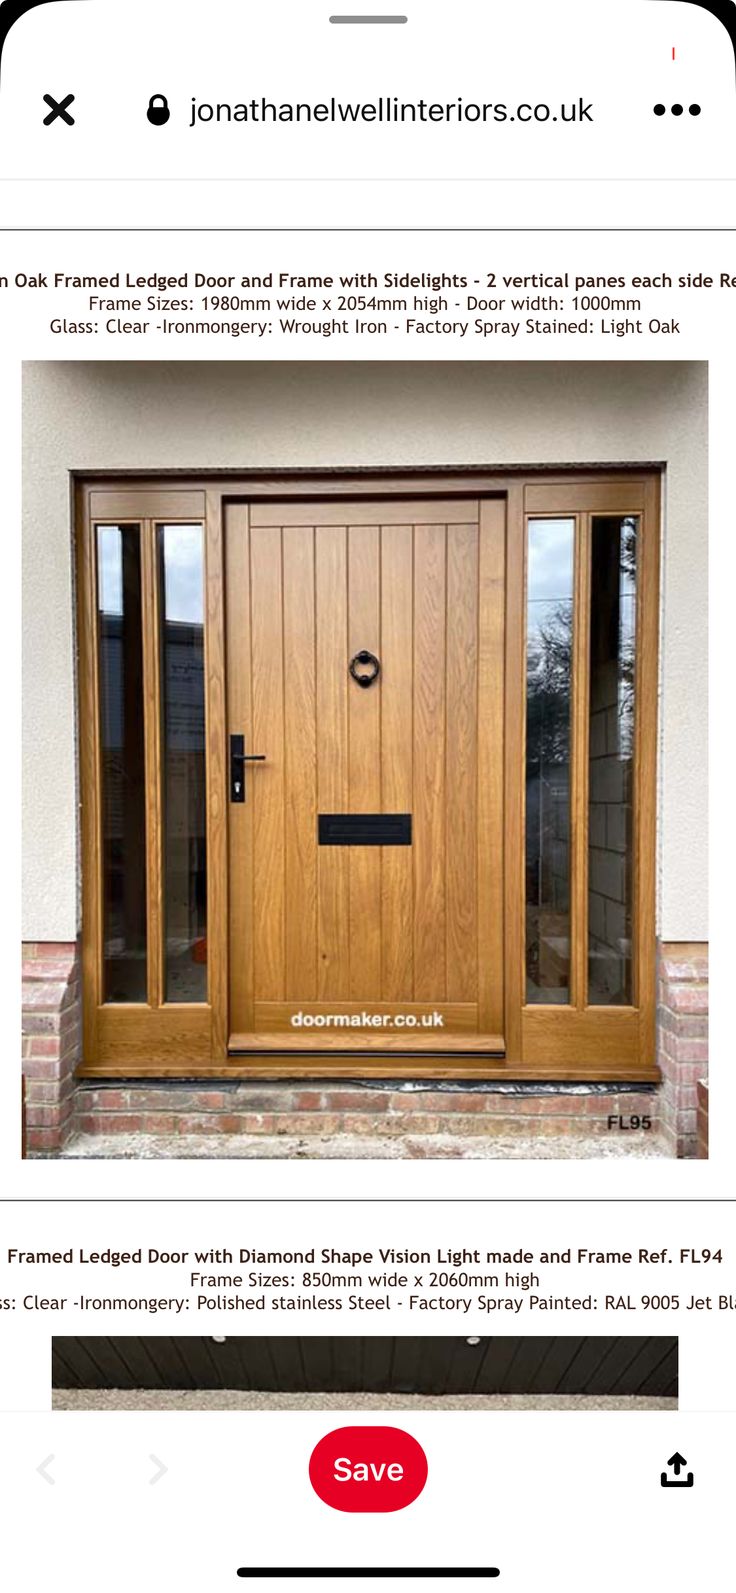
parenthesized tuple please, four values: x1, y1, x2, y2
(318, 813, 412, 846)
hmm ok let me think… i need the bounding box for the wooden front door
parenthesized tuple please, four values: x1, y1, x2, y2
(225, 496, 506, 1065)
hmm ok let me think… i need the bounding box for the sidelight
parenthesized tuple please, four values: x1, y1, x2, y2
(524, 504, 645, 1017)
(525, 518, 574, 1004)
(588, 515, 638, 1005)
(158, 524, 207, 1002)
(96, 525, 148, 1002)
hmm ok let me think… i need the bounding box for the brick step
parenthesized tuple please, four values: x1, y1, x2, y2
(69, 1084, 662, 1143)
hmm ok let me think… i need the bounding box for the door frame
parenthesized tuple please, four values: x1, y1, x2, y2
(75, 465, 661, 1081)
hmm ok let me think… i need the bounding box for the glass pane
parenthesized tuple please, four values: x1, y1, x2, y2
(97, 525, 147, 1002)
(588, 515, 638, 1005)
(525, 518, 574, 1004)
(159, 524, 207, 1002)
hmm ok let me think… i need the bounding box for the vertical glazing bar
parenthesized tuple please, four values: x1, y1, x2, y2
(141, 519, 163, 1008)
(476, 498, 505, 1037)
(504, 482, 525, 1060)
(571, 513, 591, 1011)
(205, 488, 227, 1048)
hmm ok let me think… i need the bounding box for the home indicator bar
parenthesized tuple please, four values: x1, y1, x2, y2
(236, 1572, 501, 1581)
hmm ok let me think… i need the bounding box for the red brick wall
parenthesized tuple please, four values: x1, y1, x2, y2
(657, 942, 708, 1159)
(71, 1082, 660, 1145)
(22, 942, 81, 1153)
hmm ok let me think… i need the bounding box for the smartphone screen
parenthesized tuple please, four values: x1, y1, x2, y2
(2, 2, 728, 1587)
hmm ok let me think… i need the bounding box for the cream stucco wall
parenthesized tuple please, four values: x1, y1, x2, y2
(22, 359, 708, 943)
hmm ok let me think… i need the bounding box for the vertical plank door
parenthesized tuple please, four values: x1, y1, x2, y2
(226, 497, 506, 1066)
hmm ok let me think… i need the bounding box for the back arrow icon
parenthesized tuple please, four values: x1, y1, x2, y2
(149, 1454, 167, 1485)
(37, 1454, 55, 1485)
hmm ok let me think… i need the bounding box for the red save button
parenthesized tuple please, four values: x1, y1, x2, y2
(309, 1426, 428, 1513)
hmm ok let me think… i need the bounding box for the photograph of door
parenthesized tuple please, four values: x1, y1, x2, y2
(75, 469, 659, 1082)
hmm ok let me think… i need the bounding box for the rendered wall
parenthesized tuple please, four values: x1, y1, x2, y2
(22, 359, 708, 944)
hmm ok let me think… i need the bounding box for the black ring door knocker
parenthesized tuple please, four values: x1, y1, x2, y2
(349, 649, 381, 688)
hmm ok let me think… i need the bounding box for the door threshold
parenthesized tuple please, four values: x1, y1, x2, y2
(227, 1032, 506, 1056)
(227, 1048, 507, 1059)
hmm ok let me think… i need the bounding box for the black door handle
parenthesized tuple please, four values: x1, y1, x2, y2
(230, 735, 266, 802)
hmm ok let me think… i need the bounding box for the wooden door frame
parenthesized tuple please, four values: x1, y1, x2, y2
(76, 465, 661, 1081)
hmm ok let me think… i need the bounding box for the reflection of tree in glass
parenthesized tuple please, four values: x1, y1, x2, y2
(527, 519, 637, 767)
(621, 518, 637, 580)
(527, 601, 572, 773)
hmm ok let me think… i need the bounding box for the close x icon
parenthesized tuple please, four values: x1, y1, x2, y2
(42, 90, 74, 124)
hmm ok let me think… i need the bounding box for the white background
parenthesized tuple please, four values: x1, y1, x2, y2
(1, 2, 732, 1587)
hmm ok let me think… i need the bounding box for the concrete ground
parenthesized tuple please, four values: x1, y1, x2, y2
(52, 1390, 678, 1412)
(60, 1132, 671, 1160)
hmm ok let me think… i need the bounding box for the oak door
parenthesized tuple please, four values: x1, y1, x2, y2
(225, 497, 506, 1061)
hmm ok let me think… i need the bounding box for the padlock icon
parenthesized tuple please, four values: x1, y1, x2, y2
(147, 94, 170, 126)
